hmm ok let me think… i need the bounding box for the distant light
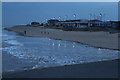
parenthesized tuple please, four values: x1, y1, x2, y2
(58, 43, 61, 47)
(98, 48, 101, 51)
(73, 45, 75, 48)
(52, 42, 55, 46)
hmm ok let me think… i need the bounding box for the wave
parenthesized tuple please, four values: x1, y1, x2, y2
(2, 29, 119, 73)
(4, 40, 23, 46)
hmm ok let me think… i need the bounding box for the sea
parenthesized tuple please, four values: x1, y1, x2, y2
(1, 27, 119, 73)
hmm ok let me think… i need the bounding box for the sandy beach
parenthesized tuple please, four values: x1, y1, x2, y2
(4, 26, 119, 50)
(3, 59, 119, 78)
(3, 26, 120, 78)
(2, 2, 120, 79)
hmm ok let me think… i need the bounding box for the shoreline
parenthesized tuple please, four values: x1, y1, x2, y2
(3, 59, 119, 78)
(4, 26, 120, 51)
(3, 26, 119, 78)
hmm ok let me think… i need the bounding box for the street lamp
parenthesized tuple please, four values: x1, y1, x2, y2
(73, 14, 76, 20)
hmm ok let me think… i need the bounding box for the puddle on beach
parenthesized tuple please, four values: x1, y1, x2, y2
(2, 30, 119, 73)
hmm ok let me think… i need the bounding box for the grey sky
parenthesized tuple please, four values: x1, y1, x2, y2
(2, 2, 118, 27)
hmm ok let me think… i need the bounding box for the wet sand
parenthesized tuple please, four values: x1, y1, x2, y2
(4, 26, 119, 50)
(3, 59, 119, 78)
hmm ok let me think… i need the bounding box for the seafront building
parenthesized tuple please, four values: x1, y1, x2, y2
(29, 18, 119, 30)
(47, 19, 119, 29)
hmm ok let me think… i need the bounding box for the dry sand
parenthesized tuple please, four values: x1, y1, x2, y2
(5, 26, 119, 50)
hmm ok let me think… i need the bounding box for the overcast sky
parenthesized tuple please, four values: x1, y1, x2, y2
(2, 2, 118, 27)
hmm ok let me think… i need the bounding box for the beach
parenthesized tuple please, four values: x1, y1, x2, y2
(2, 2, 120, 79)
(4, 26, 119, 50)
(2, 26, 120, 78)
(3, 59, 119, 78)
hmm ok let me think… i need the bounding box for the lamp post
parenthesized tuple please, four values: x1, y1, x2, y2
(59, 16, 61, 21)
(99, 13, 102, 21)
(73, 14, 76, 20)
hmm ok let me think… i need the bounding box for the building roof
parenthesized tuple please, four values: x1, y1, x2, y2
(58, 21, 88, 24)
(88, 20, 101, 23)
(48, 19, 59, 21)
